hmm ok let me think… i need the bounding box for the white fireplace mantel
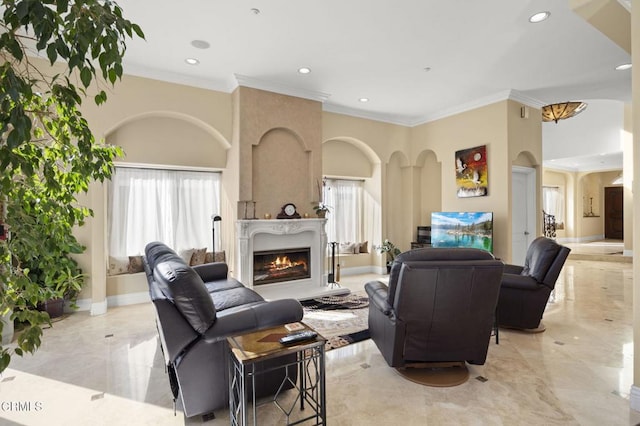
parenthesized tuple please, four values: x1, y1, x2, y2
(236, 219, 348, 300)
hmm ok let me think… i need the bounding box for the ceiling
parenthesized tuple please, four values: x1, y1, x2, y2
(114, 0, 632, 171)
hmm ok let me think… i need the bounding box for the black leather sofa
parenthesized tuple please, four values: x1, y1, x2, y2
(143, 241, 304, 419)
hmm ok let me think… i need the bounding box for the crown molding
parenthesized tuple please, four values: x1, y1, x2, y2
(233, 74, 331, 103)
(412, 89, 546, 126)
(322, 103, 419, 127)
(122, 62, 236, 92)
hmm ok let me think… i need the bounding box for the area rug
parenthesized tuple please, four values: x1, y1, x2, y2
(300, 293, 370, 351)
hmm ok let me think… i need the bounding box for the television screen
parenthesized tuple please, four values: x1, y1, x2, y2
(430, 212, 493, 253)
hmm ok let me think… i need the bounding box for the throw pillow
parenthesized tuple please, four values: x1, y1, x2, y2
(359, 241, 369, 253)
(204, 251, 214, 264)
(214, 251, 226, 262)
(190, 248, 207, 266)
(108, 256, 129, 276)
(179, 248, 196, 264)
(128, 255, 144, 274)
(339, 242, 357, 254)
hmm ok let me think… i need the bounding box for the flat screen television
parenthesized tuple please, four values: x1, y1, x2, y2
(430, 212, 493, 253)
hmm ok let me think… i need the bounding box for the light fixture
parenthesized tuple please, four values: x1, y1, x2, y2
(359, 98, 369, 103)
(185, 58, 199, 65)
(191, 40, 210, 49)
(298, 67, 311, 74)
(615, 63, 632, 71)
(541, 102, 587, 123)
(529, 11, 550, 23)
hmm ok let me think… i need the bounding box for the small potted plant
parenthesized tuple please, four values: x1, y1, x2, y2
(312, 179, 331, 218)
(312, 202, 331, 218)
(377, 239, 401, 273)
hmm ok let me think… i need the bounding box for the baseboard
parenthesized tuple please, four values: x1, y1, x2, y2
(70, 292, 149, 315)
(107, 291, 150, 307)
(556, 235, 604, 244)
(338, 265, 377, 276)
(630, 385, 640, 412)
(90, 299, 108, 316)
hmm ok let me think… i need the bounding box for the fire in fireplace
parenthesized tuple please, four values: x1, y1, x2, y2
(253, 247, 311, 286)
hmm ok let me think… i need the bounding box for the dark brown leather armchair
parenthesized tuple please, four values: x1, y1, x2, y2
(496, 236, 571, 330)
(364, 248, 504, 368)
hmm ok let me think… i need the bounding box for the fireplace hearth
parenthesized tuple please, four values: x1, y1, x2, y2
(253, 247, 311, 285)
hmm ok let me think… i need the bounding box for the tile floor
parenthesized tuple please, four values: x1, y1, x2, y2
(1, 254, 639, 425)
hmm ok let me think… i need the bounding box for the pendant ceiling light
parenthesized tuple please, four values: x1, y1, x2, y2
(541, 102, 587, 123)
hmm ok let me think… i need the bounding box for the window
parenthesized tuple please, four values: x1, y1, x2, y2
(108, 167, 221, 257)
(325, 179, 363, 244)
(542, 186, 565, 229)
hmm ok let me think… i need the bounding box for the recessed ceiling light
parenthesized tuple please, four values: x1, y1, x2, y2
(359, 98, 369, 103)
(298, 67, 311, 74)
(191, 40, 210, 49)
(251, 8, 260, 15)
(185, 58, 199, 65)
(423, 67, 432, 72)
(529, 11, 550, 23)
(615, 63, 632, 71)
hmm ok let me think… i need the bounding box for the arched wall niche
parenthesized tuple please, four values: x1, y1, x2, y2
(512, 150, 538, 168)
(105, 111, 228, 168)
(252, 127, 312, 218)
(415, 149, 442, 225)
(322, 137, 379, 177)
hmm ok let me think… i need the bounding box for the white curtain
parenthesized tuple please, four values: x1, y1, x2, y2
(108, 167, 221, 257)
(325, 179, 363, 244)
(542, 186, 565, 228)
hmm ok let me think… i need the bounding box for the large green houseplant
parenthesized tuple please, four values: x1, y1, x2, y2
(0, 0, 143, 373)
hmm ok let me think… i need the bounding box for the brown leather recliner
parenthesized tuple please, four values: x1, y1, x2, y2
(364, 248, 504, 368)
(496, 236, 571, 330)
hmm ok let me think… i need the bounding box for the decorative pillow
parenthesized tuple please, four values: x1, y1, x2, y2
(214, 251, 226, 262)
(128, 255, 144, 274)
(190, 248, 207, 266)
(339, 242, 358, 254)
(108, 256, 129, 276)
(179, 248, 196, 264)
(359, 241, 369, 254)
(205, 251, 214, 264)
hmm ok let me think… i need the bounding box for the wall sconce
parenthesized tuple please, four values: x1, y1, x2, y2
(542, 102, 587, 123)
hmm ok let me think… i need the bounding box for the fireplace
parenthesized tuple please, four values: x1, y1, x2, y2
(236, 219, 348, 300)
(253, 247, 311, 285)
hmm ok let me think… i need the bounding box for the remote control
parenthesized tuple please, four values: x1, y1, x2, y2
(279, 330, 318, 345)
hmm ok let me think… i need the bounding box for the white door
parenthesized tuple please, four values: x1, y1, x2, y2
(511, 167, 536, 265)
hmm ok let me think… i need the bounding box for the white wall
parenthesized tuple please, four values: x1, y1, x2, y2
(543, 99, 625, 160)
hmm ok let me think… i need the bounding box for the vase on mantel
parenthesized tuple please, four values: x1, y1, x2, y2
(317, 211, 327, 219)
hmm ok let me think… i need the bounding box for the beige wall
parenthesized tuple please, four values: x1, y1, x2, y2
(74, 74, 544, 307)
(234, 87, 323, 218)
(409, 100, 542, 262)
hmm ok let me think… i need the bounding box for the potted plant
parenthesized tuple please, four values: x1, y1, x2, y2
(312, 179, 331, 218)
(0, 0, 143, 373)
(312, 202, 331, 218)
(377, 239, 402, 273)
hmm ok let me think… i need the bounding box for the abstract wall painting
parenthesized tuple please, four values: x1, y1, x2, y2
(455, 145, 488, 198)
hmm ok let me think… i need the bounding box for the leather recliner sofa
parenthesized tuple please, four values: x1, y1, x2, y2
(365, 248, 504, 368)
(143, 241, 304, 419)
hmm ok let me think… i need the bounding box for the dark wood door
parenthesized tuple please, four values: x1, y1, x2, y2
(604, 186, 623, 239)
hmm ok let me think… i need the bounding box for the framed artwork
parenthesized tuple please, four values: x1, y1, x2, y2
(455, 145, 488, 197)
